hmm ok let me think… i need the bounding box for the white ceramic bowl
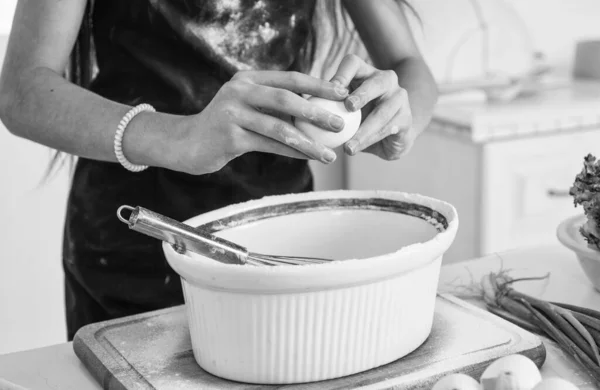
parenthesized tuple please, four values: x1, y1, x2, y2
(557, 214, 600, 291)
(163, 190, 459, 384)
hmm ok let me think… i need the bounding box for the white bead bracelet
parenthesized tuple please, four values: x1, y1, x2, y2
(113, 103, 156, 172)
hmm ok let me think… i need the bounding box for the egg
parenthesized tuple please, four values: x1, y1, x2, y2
(432, 373, 481, 390)
(493, 371, 520, 390)
(294, 96, 361, 149)
(480, 354, 541, 390)
(531, 378, 579, 390)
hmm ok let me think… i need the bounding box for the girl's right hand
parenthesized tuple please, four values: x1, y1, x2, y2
(170, 70, 350, 175)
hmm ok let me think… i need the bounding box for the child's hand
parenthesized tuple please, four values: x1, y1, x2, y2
(171, 70, 350, 175)
(330, 54, 414, 160)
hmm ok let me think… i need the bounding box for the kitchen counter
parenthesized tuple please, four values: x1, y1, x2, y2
(432, 80, 600, 143)
(1, 244, 598, 389)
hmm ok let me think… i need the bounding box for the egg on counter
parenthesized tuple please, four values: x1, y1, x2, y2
(480, 354, 542, 390)
(429, 353, 579, 390)
(493, 371, 521, 390)
(431, 373, 481, 390)
(294, 96, 362, 149)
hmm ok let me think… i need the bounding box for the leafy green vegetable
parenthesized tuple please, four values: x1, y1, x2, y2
(570, 154, 600, 250)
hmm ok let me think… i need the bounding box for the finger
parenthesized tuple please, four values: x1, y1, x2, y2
(345, 71, 399, 112)
(247, 85, 345, 133)
(345, 104, 412, 156)
(235, 70, 349, 101)
(245, 130, 311, 160)
(363, 131, 414, 161)
(344, 91, 405, 155)
(236, 107, 337, 164)
(329, 54, 377, 88)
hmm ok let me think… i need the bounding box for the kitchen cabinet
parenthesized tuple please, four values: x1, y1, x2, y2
(347, 81, 600, 264)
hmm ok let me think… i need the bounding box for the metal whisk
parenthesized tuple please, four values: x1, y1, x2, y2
(117, 205, 336, 266)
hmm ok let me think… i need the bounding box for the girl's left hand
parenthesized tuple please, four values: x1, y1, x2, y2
(330, 54, 415, 160)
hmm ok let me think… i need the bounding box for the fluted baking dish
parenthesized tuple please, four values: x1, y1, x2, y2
(163, 190, 458, 384)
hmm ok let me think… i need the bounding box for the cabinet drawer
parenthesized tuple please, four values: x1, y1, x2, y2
(481, 129, 600, 254)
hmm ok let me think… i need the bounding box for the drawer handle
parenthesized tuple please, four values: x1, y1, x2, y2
(547, 189, 570, 197)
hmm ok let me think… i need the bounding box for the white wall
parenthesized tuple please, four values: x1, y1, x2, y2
(505, 0, 600, 71)
(407, 0, 600, 81)
(0, 1, 17, 35)
(0, 33, 70, 354)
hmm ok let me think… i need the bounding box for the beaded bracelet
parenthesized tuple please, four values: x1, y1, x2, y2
(113, 103, 155, 172)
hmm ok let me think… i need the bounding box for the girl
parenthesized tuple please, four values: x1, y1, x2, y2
(0, 0, 438, 340)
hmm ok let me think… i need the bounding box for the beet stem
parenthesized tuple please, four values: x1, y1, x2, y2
(486, 304, 543, 335)
(508, 291, 597, 362)
(520, 299, 600, 385)
(551, 301, 600, 321)
(558, 307, 600, 365)
(572, 312, 600, 332)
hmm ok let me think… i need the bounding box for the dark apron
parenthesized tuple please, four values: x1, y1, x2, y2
(63, 0, 317, 340)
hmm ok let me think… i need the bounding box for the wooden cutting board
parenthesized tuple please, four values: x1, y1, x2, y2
(73, 294, 546, 389)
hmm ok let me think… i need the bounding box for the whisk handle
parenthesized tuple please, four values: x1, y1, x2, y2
(117, 205, 249, 265)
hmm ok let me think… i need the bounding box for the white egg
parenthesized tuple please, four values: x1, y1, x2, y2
(480, 355, 541, 390)
(494, 371, 520, 390)
(294, 96, 361, 149)
(432, 373, 481, 390)
(531, 378, 579, 390)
